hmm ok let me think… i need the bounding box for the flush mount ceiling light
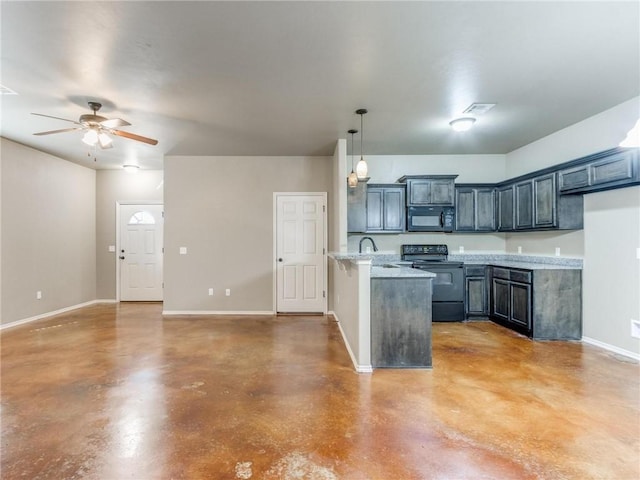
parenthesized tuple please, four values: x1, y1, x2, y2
(123, 164, 140, 173)
(449, 117, 476, 132)
(347, 129, 359, 188)
(356, 108, 368, 179)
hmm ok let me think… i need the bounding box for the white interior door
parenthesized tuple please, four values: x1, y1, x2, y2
(119, 204, 164, 301)
(275, 194, 327, 313)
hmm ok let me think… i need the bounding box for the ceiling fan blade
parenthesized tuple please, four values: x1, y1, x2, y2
(31, 112, 81, 125)
(33, 127, 83, 136)
(112, 129, 158, 145)
(100, 118, 131, 128)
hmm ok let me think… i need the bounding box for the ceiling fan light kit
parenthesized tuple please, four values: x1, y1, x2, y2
(32, 101, 158, 156)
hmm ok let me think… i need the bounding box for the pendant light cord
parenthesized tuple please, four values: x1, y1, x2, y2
(360, 113, 364, 160)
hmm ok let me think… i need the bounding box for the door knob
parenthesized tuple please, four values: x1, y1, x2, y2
(119, 256, 125, 260)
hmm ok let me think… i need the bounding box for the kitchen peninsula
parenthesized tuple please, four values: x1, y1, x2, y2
(329, 253, 435, 371)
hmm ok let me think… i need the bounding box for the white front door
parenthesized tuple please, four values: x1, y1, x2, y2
(275, 193, 327, 313)
(119, 204, 164, 301)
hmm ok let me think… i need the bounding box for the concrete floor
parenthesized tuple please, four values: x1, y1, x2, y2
(1, 302, 638, 479)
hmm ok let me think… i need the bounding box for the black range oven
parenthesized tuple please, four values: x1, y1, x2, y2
(401, 244, 465, 322)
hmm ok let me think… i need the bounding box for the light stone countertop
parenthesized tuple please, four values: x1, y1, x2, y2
(330, 252, 583, 270)
(370, 265, 436, 279)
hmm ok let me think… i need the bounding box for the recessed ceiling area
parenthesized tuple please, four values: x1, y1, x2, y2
(1, 1, 638, 170)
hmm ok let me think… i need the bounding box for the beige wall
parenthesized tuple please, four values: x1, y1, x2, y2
(163, 155, 332, 312)
(95, 169, 164, 299)
(364, 154, 507, 184)
(506, 97, 640, 178)
(1, 138, 96, 325)
(583, 186, 640, 354)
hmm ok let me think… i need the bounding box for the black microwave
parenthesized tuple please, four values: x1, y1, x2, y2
(407, 206, 455, 232)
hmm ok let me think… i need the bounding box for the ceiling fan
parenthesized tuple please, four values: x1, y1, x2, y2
(32, 101, 158, 149)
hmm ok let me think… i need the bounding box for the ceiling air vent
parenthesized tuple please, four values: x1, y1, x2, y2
(463, 103, 495, 115)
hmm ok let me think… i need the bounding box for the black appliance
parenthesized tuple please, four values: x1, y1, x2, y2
(401, 244, 465, 322)
(406, 206, 455, 232)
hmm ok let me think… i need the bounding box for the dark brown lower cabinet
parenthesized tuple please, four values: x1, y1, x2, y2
(464, 265, 489, 318)
(489, 266, 581, 340)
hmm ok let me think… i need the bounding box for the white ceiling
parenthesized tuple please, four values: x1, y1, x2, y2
(1, 1, 639, 170)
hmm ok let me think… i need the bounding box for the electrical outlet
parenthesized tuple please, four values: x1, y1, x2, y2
(459, 246, 464, 253)
(555, 247, 561, 256)
(225, 288, 231, 296)
(631, 319, 640, 339)
(36, 291, 42, 300)
(517, 246, 522, 254)
(208, 288, 214, 296)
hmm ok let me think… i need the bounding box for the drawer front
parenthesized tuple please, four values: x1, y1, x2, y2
(465, 265, 486, 277)
(510, 270, 532, 284)
(492, 267, 510, 280)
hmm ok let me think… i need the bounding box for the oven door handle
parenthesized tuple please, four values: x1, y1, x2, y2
(439, 211, 444, 227)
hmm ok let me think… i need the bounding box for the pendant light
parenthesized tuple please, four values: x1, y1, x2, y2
(356, 108, 368, 179)
(347, 129, 359, 188)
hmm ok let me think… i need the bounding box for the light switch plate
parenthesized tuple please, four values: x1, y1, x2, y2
(180, 247, 187, 255)
(108, 245, 115, 252)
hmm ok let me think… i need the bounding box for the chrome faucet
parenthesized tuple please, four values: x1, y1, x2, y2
(359, 236, 379, 253)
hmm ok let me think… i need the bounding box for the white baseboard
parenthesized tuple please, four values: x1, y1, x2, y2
(582, 336, 640, 361)
(0, 300, 111, 330)
(332, 311, 373, 374)
(162, 310, 274, 316)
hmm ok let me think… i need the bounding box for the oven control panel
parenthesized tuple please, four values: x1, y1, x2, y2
(402, 244, 449, 255)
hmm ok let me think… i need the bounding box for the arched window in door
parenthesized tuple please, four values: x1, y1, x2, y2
(128, 211, 156, 225)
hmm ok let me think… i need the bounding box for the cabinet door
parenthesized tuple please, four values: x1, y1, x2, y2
(591, 152, 635, 186)
(455, 188, 475, 231)
(466, 276, 487, 316)
(515, 180, 533, 229)
(408, 179, 432, 205)
(476, 188, 496, 231)
(366, 188, 384, 231)
(383, 187, 405, 231)
(497, 186, 514, 231)
(430, 179, 455, 205)
(510, 282, 532, 331)
(534, 174, 557, 228)
(408, 178, 455, 206)
(491, 278, 510, 320)
(559, 165, 590, 192)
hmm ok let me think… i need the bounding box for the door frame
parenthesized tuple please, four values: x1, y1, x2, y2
(272, 192, 328, 314)
(115, 201, 164, 302)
